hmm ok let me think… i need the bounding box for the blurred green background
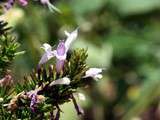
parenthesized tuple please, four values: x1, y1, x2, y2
(1, 0, 160, 119)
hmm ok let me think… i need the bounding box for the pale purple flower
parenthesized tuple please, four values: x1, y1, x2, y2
(27, 90, 38, 111)
(0, 74, 13, 87)
(18, 0, 28, 6)
(54, 29, 78, 59)
(55, 41, 66, 72)
(30, 92, 37, 111)
(4, 0, 15, 10)
(39, 29, 78, 73)
(3, 0, 28, 11)
(83, 68, 103, 80)
(54, 29, 78, 72)
(56, 60, 65, 73)
(40, 0, 61, 13)
(27, 90, 45, 111)
(39, 43, 55, 66)
(49, 77, 70, 86)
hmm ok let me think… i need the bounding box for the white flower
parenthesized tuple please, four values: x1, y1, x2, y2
(83, 68, 103, 80)
(49, 77, 70, 86)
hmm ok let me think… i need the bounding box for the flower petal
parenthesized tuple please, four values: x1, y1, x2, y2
(50, 77, 70, 86)
(4, 0, 15, 10)
(87, 68, 102, 74)
(18, 0, 28, 6)
(56, 41, 66, 56)
(56, 60, 65, 73)
(39, 51, 54, 65)
(41, 43, 52, 52)
(40, 0, 61, 13)
(39, 43, 55, 65)
(55, 53, 67, 60)
(95, 74, 103, 79)
(65, 29, 78, 52)
(83, 68, 103, 79)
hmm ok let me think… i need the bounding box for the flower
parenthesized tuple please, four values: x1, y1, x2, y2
(27, 90, 45, 112)
(0, 73, 13, 87)
(55, 41, 66, 72)
(54, 29, 78, 72)
(18, 0, 28, 6)
(40, 0, 61, 13)
(64, 29, 78, 52)
(30, 92, 37, 111)
(83, 68, 103, 80)
(38, 29, 78, 73)
(49, 77, 70, 86)
(27, 90, 38, 111)
(3, 0, 60, 13)
(3, 0, 28, 11)
(4, 0, 15, 10)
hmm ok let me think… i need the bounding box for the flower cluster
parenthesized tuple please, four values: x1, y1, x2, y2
(39, 29, 103, 80)
(0, 0, 104, 119)
(3, 0, 28, 11)
(1, 0, 60, 12)
(0, 29, 104, 120)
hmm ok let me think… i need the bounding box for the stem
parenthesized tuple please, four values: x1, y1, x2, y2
(71, 94, 84, 115)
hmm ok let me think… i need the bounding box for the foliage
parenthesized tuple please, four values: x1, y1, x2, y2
(0, 21, 20, 76)
(1, 0, 160, 120)
(0, 48, 95, 119)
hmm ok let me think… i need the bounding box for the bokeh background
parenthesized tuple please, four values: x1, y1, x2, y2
(1, 0, 160, 119)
